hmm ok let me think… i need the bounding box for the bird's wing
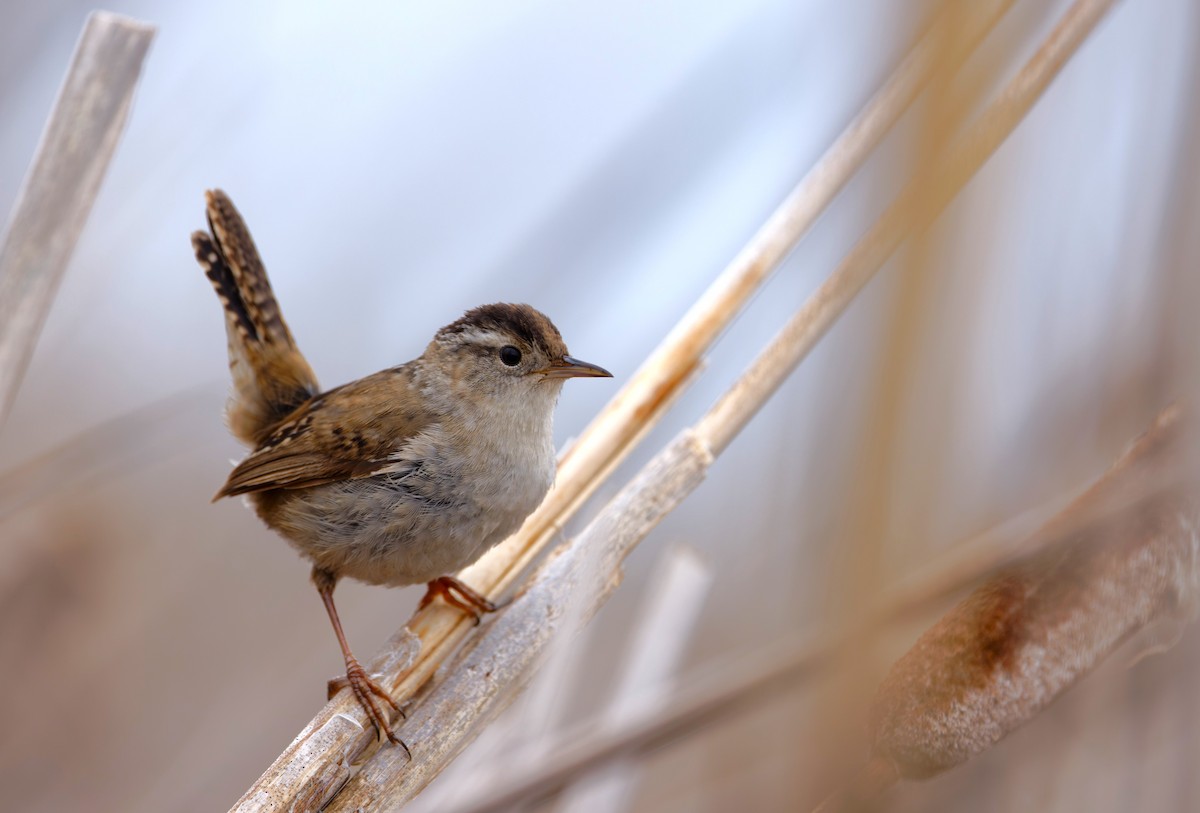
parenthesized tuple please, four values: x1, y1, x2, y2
(216, 368, 434, 498)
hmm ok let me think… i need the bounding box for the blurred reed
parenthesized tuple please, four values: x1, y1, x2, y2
(0, 12, 153, 426)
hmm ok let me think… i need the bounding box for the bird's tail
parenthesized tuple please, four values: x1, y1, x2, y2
(191, 189, 319, 445)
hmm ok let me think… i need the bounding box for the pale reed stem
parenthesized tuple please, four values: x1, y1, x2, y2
(0, 12, 154, 428)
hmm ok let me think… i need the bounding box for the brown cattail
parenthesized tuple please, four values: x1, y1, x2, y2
(866, 405, 1199, 784)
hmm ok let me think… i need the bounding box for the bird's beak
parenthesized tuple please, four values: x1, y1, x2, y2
(538, 355, 613, 380)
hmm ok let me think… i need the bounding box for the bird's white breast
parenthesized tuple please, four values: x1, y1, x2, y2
(265, 384, 560, 587)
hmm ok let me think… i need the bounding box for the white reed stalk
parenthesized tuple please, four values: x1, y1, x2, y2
(554, 545, 713, 813)
(0, 12, 154, 428)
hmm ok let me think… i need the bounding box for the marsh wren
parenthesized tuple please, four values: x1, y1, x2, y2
(191, 189, 611, 749)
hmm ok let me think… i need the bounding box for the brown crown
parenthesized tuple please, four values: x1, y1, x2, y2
(440, 303, 567, 359)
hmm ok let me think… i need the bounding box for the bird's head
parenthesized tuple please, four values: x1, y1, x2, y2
(424, 303, 611, 412)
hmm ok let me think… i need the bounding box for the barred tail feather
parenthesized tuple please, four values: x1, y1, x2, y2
(192, 190, 319, 445)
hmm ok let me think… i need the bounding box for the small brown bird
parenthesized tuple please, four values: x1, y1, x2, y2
(191, 189, 611, 749)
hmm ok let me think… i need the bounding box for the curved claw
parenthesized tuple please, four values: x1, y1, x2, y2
(327, 673, 403, 715)
(333, 658, 411, 759)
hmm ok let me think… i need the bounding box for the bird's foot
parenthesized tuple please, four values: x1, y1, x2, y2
(418, 576, 506, 625)
(328, 658, 411, 758)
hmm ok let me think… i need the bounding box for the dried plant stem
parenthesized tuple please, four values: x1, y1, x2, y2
(0, 12, 154, 428)
(229, 4, 1013, 810)
(835, 0, 973, 624)
(554, 545, 713, 813)
(318, 3, 1119, 808)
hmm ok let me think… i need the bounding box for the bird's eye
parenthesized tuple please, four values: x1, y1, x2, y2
(499, 345, 522, 367)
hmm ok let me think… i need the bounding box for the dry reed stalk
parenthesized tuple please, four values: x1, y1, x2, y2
(554, 546, 713, 813)
(0, 12, 154, 428)
(229, 3, 1016, 810)
(821, 2, 976, 745)
(317, 2, 1120, 808)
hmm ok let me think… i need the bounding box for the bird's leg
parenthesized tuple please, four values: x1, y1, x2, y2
(418, 575, 504, 624)
(313, 568, 409, 756)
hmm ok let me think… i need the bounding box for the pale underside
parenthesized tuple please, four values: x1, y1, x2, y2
(249, 420, 556, 586)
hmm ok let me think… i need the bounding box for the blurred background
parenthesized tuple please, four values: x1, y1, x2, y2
(2, 0, 1199, 810)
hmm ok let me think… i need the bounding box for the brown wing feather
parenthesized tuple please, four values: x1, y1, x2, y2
(215, 367, 433, 498)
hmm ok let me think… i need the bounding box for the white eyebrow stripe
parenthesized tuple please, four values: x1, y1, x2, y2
(455, 327, 508, 346)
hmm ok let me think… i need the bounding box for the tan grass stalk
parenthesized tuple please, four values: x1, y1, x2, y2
(0, 12, 154, 428)
(553, 545, 713, 813)
(228, 3, 1017, 810)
